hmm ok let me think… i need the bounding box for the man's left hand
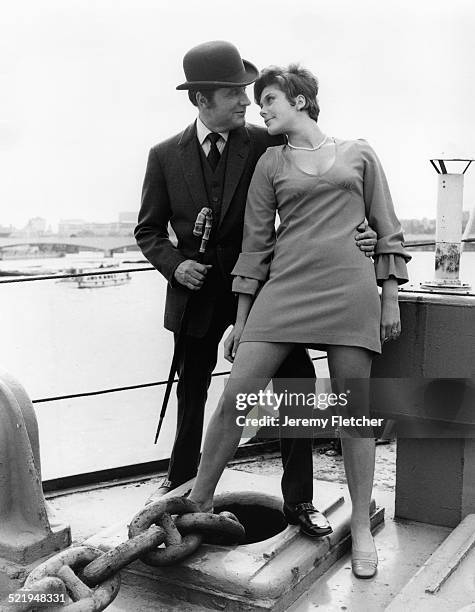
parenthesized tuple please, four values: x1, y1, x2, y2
(355, 221, 377, 257)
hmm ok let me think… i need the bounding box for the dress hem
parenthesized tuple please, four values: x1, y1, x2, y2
(239, 332, 382, 355)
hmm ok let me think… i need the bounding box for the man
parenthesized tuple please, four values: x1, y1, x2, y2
(135, 41, 376, 536)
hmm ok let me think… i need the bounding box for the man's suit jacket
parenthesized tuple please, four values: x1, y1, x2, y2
(135, 121, 282, 337)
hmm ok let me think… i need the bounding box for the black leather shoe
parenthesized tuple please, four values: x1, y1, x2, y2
(283, 502, 333, 538)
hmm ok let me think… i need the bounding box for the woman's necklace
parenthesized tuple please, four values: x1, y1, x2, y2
(287, 134, 328, 151)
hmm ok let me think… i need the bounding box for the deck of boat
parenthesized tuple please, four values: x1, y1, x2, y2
(46, 442, 452, 612)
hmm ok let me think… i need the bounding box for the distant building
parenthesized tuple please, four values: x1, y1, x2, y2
(118, 211, 137, 224)
(117, 211, 137, 236)
(58, 214, 136, 237)
(58, 219, 88, 237)
(400, 211, 470, 237)
(23, 217, 47, 236)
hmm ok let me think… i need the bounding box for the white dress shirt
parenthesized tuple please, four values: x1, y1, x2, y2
(196, 116, 228, 156)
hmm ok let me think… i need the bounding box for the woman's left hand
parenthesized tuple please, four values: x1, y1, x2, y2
(224, 323, 244, 363)
(380, 299, 401, 345)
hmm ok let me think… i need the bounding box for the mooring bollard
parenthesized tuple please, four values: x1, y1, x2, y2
(0, 369, 71, 596)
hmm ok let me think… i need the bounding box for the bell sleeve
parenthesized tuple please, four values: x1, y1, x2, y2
(231, 150, 278, 295)
(360, 140, 411, 285)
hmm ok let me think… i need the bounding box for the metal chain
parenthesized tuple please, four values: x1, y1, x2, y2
(2, 497, 245, 611)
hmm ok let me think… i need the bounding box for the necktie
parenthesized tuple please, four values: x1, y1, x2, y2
(206, 132, 221, 172)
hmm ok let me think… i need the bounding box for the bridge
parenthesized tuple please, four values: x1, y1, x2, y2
(0, 233, 440, 259)
(0, 236, 140, 258)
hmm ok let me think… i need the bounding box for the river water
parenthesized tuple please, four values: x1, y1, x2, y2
(1, 251, 474, 479)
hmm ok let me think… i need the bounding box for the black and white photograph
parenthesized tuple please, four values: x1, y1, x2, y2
(1, 1, 474, 610)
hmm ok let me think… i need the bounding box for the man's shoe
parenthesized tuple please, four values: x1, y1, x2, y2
(283, 502, 333, 538)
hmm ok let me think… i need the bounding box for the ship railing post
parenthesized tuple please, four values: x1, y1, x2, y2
(421, 157, 473, 293)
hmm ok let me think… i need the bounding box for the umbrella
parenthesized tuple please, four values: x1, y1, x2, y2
(154, 207, 213, 443)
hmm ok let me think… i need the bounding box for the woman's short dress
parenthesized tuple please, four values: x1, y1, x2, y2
(231, 138, 411, 354)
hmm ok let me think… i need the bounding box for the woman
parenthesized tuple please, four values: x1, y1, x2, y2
(188, 65, 410, 578)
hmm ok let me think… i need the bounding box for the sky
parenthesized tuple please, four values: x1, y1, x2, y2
(1, 0, 475, 229)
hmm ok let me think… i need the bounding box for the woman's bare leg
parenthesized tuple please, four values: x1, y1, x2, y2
(326, 346, 375, 555)
(188, 341, 293, 511)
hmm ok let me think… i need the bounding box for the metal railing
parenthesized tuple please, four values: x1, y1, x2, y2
(0, 266, 154, 284)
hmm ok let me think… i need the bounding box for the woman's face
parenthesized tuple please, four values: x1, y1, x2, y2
(259, 85, 298, 135)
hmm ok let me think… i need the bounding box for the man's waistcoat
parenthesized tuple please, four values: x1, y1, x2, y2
(135, 122, 282, 337)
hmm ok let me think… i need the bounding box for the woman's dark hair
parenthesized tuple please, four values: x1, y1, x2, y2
(254, 64, 320, 122)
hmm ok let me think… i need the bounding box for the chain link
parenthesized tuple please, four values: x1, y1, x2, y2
(2, 497, 245, 611)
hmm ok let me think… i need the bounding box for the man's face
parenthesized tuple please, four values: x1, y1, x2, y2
(200, 86, 251, 132)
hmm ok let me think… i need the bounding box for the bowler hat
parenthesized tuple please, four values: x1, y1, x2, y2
(176, 40, 258, 90)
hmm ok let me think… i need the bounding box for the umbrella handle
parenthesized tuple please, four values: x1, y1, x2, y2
(193, 207, 213, 238)
(198, 214, 213, 254)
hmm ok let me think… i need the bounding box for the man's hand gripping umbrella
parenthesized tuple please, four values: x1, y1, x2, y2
(154, 207, 213, 443)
